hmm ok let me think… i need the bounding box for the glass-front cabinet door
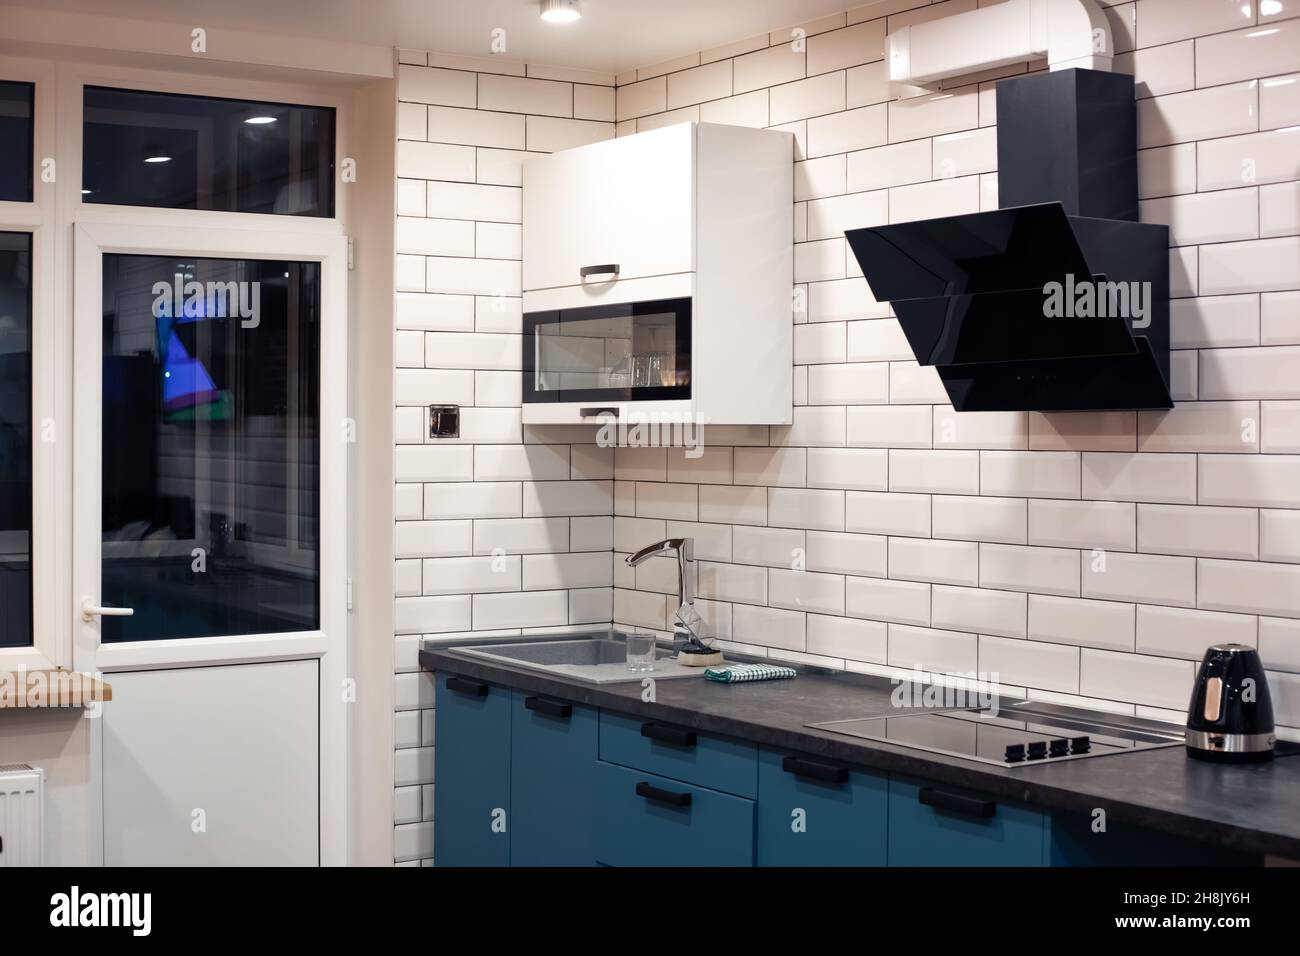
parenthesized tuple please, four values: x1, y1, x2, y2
(522, 296, 692, 407)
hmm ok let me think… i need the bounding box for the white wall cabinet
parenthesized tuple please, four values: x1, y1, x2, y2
(521, 122, 793, 426)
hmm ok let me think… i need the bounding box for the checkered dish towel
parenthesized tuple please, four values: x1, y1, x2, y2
(704, 663, 797, 683)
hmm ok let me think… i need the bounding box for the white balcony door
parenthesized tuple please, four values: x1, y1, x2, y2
(71, 221, 348, 865)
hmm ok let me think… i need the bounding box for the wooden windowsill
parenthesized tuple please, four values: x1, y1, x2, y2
(0, 670, 113, 710)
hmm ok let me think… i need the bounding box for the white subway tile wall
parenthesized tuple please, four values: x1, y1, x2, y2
(397, 0, 1300, 864)
(392, 57, 616, 863)
(604, 0, 1300, 727)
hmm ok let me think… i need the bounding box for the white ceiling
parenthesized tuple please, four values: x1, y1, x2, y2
(10, 0, 862, 73)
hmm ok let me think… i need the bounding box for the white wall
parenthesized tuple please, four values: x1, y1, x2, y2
(391, 51, 617, 864)
(395, 0, 1300, 866)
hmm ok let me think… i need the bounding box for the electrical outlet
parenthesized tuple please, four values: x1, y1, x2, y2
(429, 405, 459, 438)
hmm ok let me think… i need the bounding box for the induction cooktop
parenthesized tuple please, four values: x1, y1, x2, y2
(807, 700, 1185, 768)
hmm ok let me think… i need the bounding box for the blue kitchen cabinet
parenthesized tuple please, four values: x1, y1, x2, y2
(433, 674, 511, 866)
(756, 748, 888, 866)
(887, 775, 1047, 866)
(593, 761, 756, 866)
(509, 690, 598, 866)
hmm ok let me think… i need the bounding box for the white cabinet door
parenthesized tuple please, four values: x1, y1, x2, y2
(523, 123, 695, 292)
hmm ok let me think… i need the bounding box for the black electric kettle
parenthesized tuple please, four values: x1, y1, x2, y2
(1185, 644, 1275, 763)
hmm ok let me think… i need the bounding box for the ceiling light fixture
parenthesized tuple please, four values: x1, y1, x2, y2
(540, 0, 581, 24)
(245, 115, 278, 125)
(143, 155, 172, 164)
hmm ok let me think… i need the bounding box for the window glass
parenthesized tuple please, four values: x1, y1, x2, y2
(101, 253, 320, 641)
(83, 86, 335, 217)
(0, 81, 35, 202)
(0, 231, 32, 647)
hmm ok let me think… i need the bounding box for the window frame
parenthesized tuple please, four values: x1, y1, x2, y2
(0, 56, 353, 866)
(0, 55, 58, 670)
(80, 83, 338, 219)
(72, 220, 346, 675)
(56, 61, 349, 235)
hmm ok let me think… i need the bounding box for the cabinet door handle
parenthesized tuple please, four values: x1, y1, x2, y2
(635, 781, 692, 808)
(579, 407, 619, 419)
(579, 263, 620, 279)
(524, 695, 572, 720)
(640, 722, 696, 748)
(781, 754, 849, 785)
(446, 676, 488, 698)
(918, 787, 996, 819)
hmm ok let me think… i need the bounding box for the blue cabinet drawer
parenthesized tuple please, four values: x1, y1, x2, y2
(887, 776, 1046, 867)
(510, 690, 597, 867)
(594, 761, 755, 866)
(756, 748, 887, 866)
(433, 674, 511, 866)
(598, 710, 758, 798)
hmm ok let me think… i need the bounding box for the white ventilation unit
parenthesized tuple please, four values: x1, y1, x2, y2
(888, 0, 1113, 93)
(0, 764, 44, 867)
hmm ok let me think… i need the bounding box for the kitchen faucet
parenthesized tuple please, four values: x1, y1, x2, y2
(625, 537, 710, 652)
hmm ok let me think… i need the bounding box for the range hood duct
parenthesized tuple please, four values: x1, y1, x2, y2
(887, 0, 1114, 90)
(845, 68, 1173, 412)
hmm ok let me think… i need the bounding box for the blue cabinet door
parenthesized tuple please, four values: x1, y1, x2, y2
(510, 691, 598, 866)
(887, 776, 1046, 866)
(757, 748, 887, 866)
(594, 761, 755, 866)
(433, 674, 511, 866)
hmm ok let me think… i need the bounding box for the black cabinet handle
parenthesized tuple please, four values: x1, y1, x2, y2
(918, 787, 996, 819)
(524, 696, 572, 720)
(579, 263, 620, 279)
(446, 676, 488, 698)
(635, 781, 692, 808)
(640, 722, 696, 748)
(781, 754, 849, 784)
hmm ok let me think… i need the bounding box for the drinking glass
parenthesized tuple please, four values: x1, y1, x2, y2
(625, 632, 657, 672)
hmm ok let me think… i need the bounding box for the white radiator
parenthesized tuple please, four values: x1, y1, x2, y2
(0, 764, 44, 866)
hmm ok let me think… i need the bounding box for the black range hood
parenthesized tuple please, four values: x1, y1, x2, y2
(845, 69, 1173, 412)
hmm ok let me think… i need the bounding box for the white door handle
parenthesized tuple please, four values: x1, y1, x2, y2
(81, 598, 135, 622)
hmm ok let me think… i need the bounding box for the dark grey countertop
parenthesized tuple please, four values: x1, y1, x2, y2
(421, 641, 1300, 860)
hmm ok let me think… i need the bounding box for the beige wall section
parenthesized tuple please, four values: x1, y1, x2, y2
(0, 709, 98, 866)
(348, 74, 398, 866)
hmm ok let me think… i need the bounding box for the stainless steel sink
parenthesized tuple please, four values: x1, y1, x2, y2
(456, 634, 706, 684)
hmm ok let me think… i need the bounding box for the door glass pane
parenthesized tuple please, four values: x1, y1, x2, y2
(0, 81, 34, 203)
(0, 232, 32, 647)
(524, 297, 691, 403)
(101, 254, 320, 641)
(83, 86, 335, 217)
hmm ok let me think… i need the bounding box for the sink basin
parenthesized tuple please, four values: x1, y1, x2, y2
(456, 635, 705, 684)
